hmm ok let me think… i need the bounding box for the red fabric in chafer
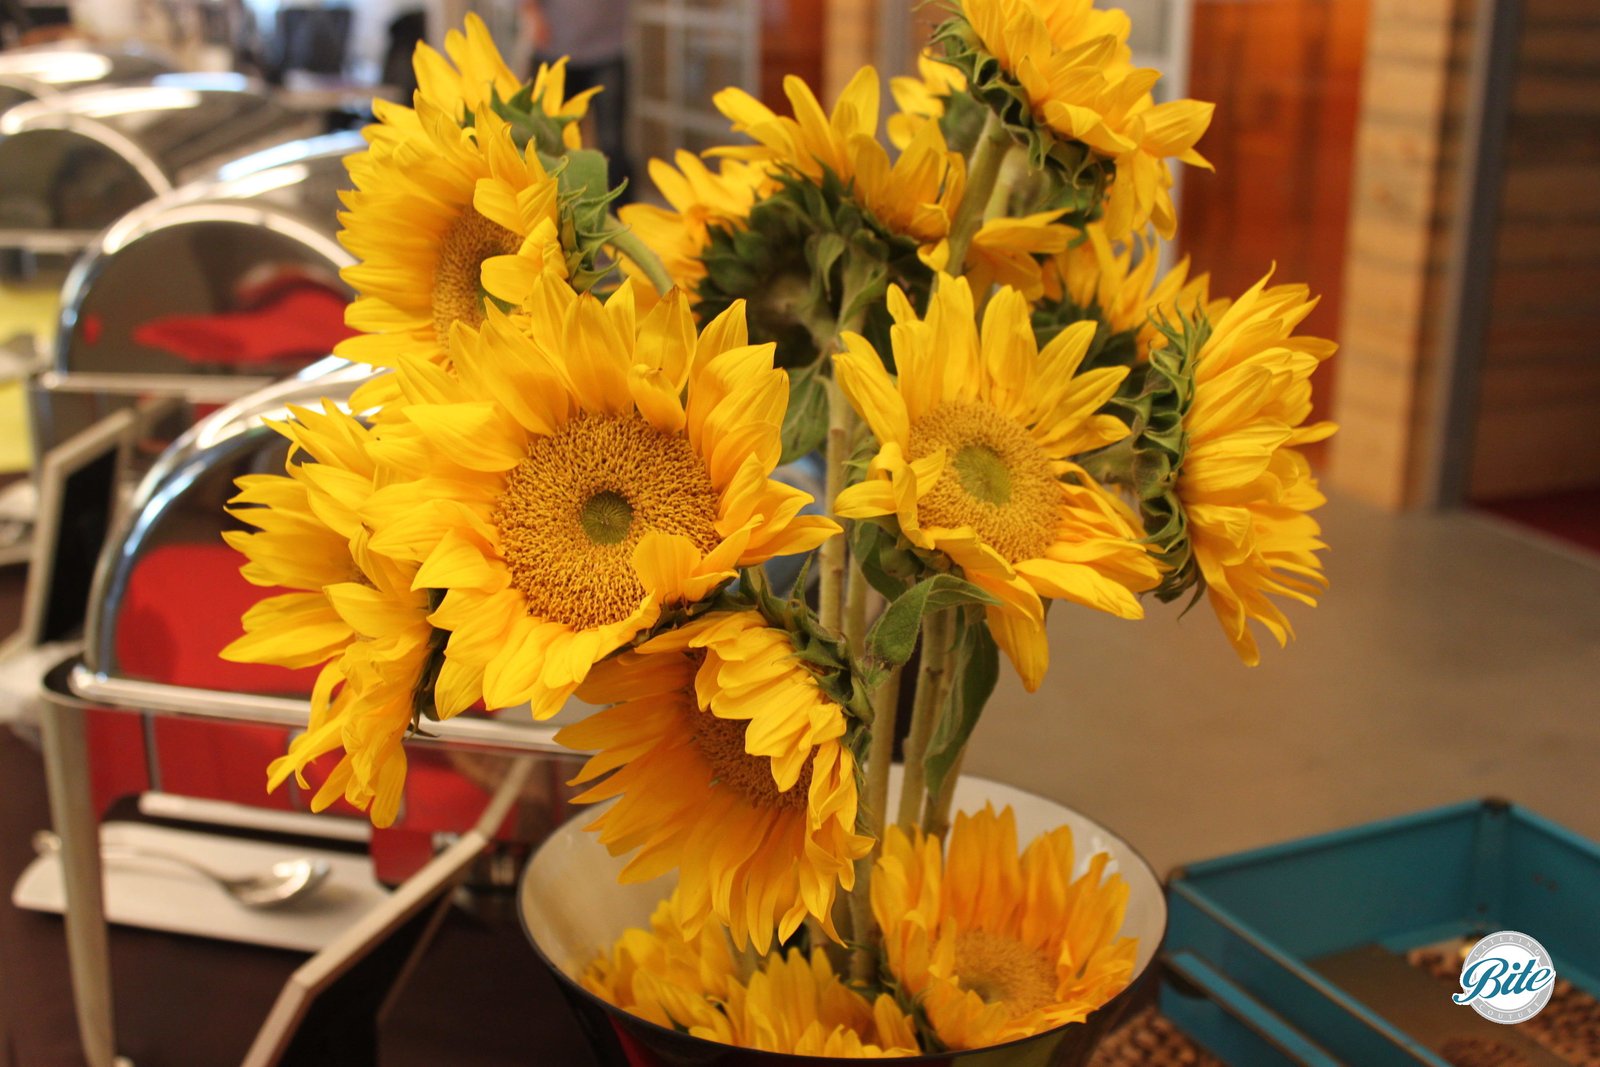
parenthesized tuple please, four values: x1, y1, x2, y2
(90, 542, 513, 876)
(130, 281, 354, 368)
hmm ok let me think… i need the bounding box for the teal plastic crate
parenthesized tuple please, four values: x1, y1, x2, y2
(1161, 799, 1600, 1065)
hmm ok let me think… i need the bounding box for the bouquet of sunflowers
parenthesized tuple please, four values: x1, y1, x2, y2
(223, 2, 1334, 1057)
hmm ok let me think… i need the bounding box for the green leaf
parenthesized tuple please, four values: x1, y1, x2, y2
(866, 574, 998, 670)
(849, 520, 920, 600)
(923, 614, 999, 814)
(809, 232, 847, 298)
(780, 368, 829, 465)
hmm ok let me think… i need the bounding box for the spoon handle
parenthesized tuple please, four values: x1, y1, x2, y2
(33, 830, 236, 889)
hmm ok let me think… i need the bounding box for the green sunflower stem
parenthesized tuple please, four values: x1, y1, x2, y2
(818, 378, 852, 634)
(605, 216, 674, 296)
(945, 113, 1013, 277)
(844, 565, 870, 656)
(849, 663, 903, 984)
(922, 742, 968, 840)
(897, 609, 955, 831)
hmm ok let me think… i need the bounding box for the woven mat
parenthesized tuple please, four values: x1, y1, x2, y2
(1089, 1008, 1222, 1067)
(1089, 950, 1600, 1067)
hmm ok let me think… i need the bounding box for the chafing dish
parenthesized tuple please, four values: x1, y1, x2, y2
(0, 42, 172, 115)
(28, 129, 362, 459)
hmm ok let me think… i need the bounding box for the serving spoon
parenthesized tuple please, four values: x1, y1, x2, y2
(33, 829, 332, 909)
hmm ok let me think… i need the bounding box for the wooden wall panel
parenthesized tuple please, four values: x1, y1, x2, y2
(1467, 0, 1600, 499)
(1178, 0, 1370, 453)
(762, 0, 826, 107)
(1328, 0, 1471, 508)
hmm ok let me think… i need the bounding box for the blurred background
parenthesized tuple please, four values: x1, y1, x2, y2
(2, 0, 1595, 536)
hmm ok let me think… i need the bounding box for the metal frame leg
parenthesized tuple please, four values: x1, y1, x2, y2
(39, 700, 118, 1067)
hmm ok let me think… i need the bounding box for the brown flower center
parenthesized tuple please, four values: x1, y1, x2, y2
(691, 711, 813, 814)
(907, 401, 1061, 564)
(494, 413, 721, 631)
(954, 929, 1060, 1015)
(432, 207, 521, 339)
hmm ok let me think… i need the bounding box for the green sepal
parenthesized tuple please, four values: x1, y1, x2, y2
(540, 148, 628, 293)
(489, 83, 579, 159)
(937, 87, 990, 157)
(485, 81, 628, 294)
(921, 607, 999, 805)
(1079, 307, 1212, 602)
(1031, 295, 1140, 374)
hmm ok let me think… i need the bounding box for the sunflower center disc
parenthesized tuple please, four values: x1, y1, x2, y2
(954, 443, 1012, 505)
(908, 401, 1061, 563)
(691, 711, 812, 814)
(494, 414, 721, 630)
(432, 207, 521, 340)
(954, 929, 1059, 1015)
(581, 490, 634, 545)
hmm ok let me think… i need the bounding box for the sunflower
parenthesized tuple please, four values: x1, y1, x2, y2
(713, 67, 1067, 296)
(555, 611, 872, 952)
(586, 904, 919, 1057)
(335, 14, 605, 408)
(615, 151, 776, 290)
(1155, 272, 1337, 665)
(700, 949, 921, 1057)
(220, 404, 435, 826)
(581, 890, 743, 1033)
(411, 13, 520, 119)
(714, 68, 962, 253)
(259, 551, 432, 827)
(872, 805, 1137, 1049)
(888, 50, 969, 150)
(380, 13, 593, 147)
(337, 97, 565, 403)
(1036, 223, 1217, 359)
(935, 0, 1214, 239)
(360, 276, 839, 721)
(833, 275, 1161, 689)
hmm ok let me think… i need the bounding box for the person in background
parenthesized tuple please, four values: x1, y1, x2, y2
(521, 0, 634, 201)
(383, 10, 426, 101)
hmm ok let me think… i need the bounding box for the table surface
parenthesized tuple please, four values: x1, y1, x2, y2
(0, 729, 603, 1067)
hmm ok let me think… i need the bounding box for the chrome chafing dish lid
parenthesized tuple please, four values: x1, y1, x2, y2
(0, 43, 173, 113)
(0, 75, 322, 252)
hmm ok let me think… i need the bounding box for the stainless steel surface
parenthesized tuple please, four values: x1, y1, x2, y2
(31, 130, 360, 457)
(33, 829, 334, 909)
(62, 663, 568, 756)
(0, 75, 322, 252)
(34, 370, 282, 402)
